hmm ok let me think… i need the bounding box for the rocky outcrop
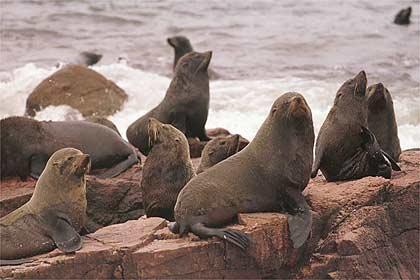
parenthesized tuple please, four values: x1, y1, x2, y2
(0, 164, 143, 232)
(1, 151, 418, 279)
(25, 64, 128, 117)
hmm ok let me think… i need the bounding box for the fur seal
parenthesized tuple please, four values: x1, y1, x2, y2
(126, 51, 212, 155)
(167, 36, 219, 79)
(141, 118, 195, 221)
(311, 71, 400, 182)
(0, 148, 89, 263)
(169, 92, 315, 250)
(76, 51, 103, 66)
(367, 83, 401, 161)
(1, 116, 139, 180)
(196, 134, 241, 174)
(394, 7, 411, 25)
(85, 116, 121, 136)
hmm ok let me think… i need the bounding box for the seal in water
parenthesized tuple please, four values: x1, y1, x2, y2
(311, 71, 400, 182)
(169, 92, 315, 250)
(394, 7, 411, 25)
(141, 118, 195, 221)
(1, 116, 139, 180)
(196, 134, 241, 174)
(167, 35, 219, 79)
(76, 51, 103, 66)
(85, 116, 121, 136)
(367, 83, 401, 161)
(0, 148, 90, 264)
(126, 51, 212, 155)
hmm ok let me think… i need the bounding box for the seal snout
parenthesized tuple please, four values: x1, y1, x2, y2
(74, 154, 91, 176)
(167, 37, 175, 47)
(289, 95, 309, 119)
(148, 118, 161, 147)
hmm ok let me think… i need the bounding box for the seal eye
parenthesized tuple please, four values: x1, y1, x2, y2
(67, 156, 74, 161)
(271, 108, 278, 114)
(337, 93, 342, 99)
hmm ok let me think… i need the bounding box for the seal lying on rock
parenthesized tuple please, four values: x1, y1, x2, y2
(196, 134, 241, 174)
(75, 51, 103, 66)
(126, 51, 212, 155)
(1, 117, 139, 180)
(311, 71, 400, 182)
(167, 35, 219, 79)
(0, 148, 89, 264)
(367, 83, 401, 161)
(169, 92, 315, 250)
(141, 118, 195, 221)
(394, 7, 411, 25)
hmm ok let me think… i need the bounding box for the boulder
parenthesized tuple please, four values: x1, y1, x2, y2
(25, 64, 128, 117)
(1, 151, 418, 279)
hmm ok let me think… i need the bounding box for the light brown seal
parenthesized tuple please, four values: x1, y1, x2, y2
(169, 92, 315, 250)
(126, 51, 212, 155)
(311, 71, 400, 182)
(0, 148, 90, 264)
(196, 134, 241, 174)
(1, 116, 139, 180)
(141, 118, 195, 221)
(367, 83, 401, 161)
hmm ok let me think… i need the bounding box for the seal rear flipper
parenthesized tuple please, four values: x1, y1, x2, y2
(190, 223, 250, 251)
(97, 153, 138, 179)
(30, 154, 49, 179)
(381, 149, 401, 171)
(0, 258, 34, 266)
(283, 187, 313, 248)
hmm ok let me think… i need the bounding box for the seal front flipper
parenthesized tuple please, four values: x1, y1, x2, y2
(381, 149, 401, 171)
(97, 153, 139, 179)
(190, 223, 250, 250)
(42, 212, 82, 253)
(30, 154, 49, 179)
(283, 187, 312, 248)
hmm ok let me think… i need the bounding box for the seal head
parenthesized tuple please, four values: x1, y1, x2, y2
(167, 36, 193, 70)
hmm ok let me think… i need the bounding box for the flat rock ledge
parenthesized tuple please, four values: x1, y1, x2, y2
(1, 150, 419, 279)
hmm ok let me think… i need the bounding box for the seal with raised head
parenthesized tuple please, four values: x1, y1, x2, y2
(394, 7, 411, 25)
(1, 116, 139, 180)
(367, 83, 401, 161)
(169, 92, 315, 250)
(126, 51, 212, 155)
(141, 118, 195, 221)
(311, 71, 400, 182)
(196, 134, 241, 174)
(0, 148, 90, 264)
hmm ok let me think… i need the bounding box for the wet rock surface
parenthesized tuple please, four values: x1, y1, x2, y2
(1, 150, 418, 279)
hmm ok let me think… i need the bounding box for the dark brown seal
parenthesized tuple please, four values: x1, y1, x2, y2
(85, 116, 121, 136)
(167, 36, 220, 79)
(169, 92, 315, 250)
(126, 51, 212, 155)
(0, 148, 90, 263)
(76, 51, 103, 66)
(1, 116, 139, 180)
(311, 71, 400, 182)
(394, 7, 411, 25)
(196, 134, 241, 174)
(141, 118, 195, 221)
(367, 83, 401, 161)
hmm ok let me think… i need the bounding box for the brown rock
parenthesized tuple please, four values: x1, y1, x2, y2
(25, 64, 128, 117)
(0, 164, 144, 232)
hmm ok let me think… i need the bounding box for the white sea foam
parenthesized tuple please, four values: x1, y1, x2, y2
(0, 63, 419, 150)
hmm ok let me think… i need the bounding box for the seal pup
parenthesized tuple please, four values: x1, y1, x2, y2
(141, 118, 195, 221)
(167, 36, 219, 79)
(311, 71, 400, 182)
(75, 51, 103, 66)
(196, 134, 241, 174)
(1, 117, 139, 180)
(394, 7, 411, 25)
(367, 83, 401, 161)
(0, 148, 90, 263)
(85, 116, 121, 136)
(169, 92, 315, 250)
(126, 51, 212, 155)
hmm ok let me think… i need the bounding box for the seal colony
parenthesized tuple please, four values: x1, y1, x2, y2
(126, 51, 212, 155)
(0, 116, 139, 180)
(0, 148, 89, 264)
(169, 92, 314, 249)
